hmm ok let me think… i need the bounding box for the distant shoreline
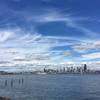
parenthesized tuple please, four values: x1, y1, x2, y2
(0, 72, 100, 75)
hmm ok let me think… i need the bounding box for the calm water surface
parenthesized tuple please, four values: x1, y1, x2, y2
(0, 74, 100, 100)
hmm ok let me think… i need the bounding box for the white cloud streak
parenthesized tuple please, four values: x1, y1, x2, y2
(73, 41, 100, 53)
(82, 52, 100, 60)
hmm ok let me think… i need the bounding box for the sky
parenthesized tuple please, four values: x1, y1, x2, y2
(0, 0, 100, 70)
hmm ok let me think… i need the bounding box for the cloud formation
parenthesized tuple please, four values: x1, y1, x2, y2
(0, 28, 99, 66)
(0, 0, 100, 71)
(82, 52, 100, 60)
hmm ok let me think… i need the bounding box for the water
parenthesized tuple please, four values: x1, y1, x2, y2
(0, 74, 100, 100)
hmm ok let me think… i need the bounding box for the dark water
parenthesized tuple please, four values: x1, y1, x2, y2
(0, 74, 100, 100)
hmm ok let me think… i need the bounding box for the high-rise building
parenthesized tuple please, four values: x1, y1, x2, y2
(83, 64, 87, 72)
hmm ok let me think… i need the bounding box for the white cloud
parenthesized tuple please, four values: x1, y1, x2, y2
(73, 41, 100, 53)
(0, 28, 99, 71)
(0, 28, 73, 67)
(0, 31, 15, 42)
(82, 52, 100, 59)
(31, 9, 99, 39)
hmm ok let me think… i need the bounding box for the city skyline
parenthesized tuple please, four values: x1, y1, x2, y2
(0, 0, 100, 71)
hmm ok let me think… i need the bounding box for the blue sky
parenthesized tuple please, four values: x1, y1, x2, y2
(0, 0, 100, 67)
